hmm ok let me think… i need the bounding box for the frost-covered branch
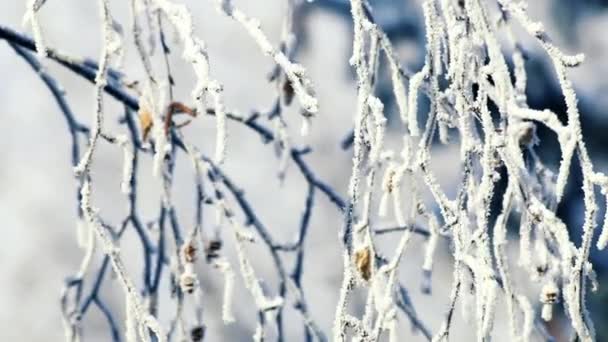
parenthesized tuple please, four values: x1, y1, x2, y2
(4, 0, 608, 341)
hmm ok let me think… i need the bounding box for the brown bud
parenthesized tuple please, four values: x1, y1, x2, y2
(182, 243, 197, 264)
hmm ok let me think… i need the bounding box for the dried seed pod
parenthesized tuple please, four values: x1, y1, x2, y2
(540, 281, 559, 321)
(208, 240, 222, 251)
(191, 325, 205, 341)
(540, 282, 559, 304)
(180, 272, 196, 294)
(182, 243, 197, 264)
(382, 167, 396, 194)
(282, 78, 294, 105)
(535, 264, 548, 277)
(205, 240, 222, 261)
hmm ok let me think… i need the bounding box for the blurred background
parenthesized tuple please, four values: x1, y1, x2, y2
(1, 0, 608, 341)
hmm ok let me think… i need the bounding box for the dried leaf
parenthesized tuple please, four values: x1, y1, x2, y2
(138, 107, 153, 141)
(354, 247, 372, 281)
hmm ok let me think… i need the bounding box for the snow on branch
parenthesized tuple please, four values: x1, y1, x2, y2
(333, 0, 607, 341)
(5, 0, 608, 341)
(214, 0, 318, 116)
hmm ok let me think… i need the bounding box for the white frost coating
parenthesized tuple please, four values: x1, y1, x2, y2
(518, 213, 532, 268)
(34, 0, 608, 338)
(421, 216, 438, 293)
(406, 65, 427, 137)
(152, 0, 230, 163)
(342, 0, 374, 215)
(331, 0, 607, 339)
(215, 259, 236, 324)
(253, 323, 264, 342)
(76, 217, 89, 249)
(214, 0, 318, 114)
(366, 241, 409, 341)
(151, 0, 211, 111)
(391, 166, 407, 228)
(366, 96, 386, 165)
(512, 49, 527, 104)
(194, 161, 286, 329)
(152, 120, 170, 178)
(273, 118, 291, 180)
(23, 0, 47, 59)
(493, 183, 521, 341)
(72, 2, 165, 340)
(386, 312, 398, 342)
(234, 223, 284, 312)
(437, 109, 450, 144)
(598, 199, 608, 250)
(389, 62, 408, 125)
(130, 0, 155, 82)
(376, 33, 408, 124)
(209, 81, 227, 164)
(378, 192, 389, 218)
(517, 295, 534, 342)
(81, 181, 166, 342)
(460, 254, 499, 341)
(500, 0, 586, 204)
(332, 252, 354, 342)
(125, 294, 138, 342)
(73, 214, 97, 284)
(592, 173, 608, 249)
(300, 117, 311, 137)
(74, 0, 123, 176)
(117, 135, 134, 194)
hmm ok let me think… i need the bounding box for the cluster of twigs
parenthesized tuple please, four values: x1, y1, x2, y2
(7, 0, 346, 339)
(334, 1, 607, 342)
(3, 0, 608, 341)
